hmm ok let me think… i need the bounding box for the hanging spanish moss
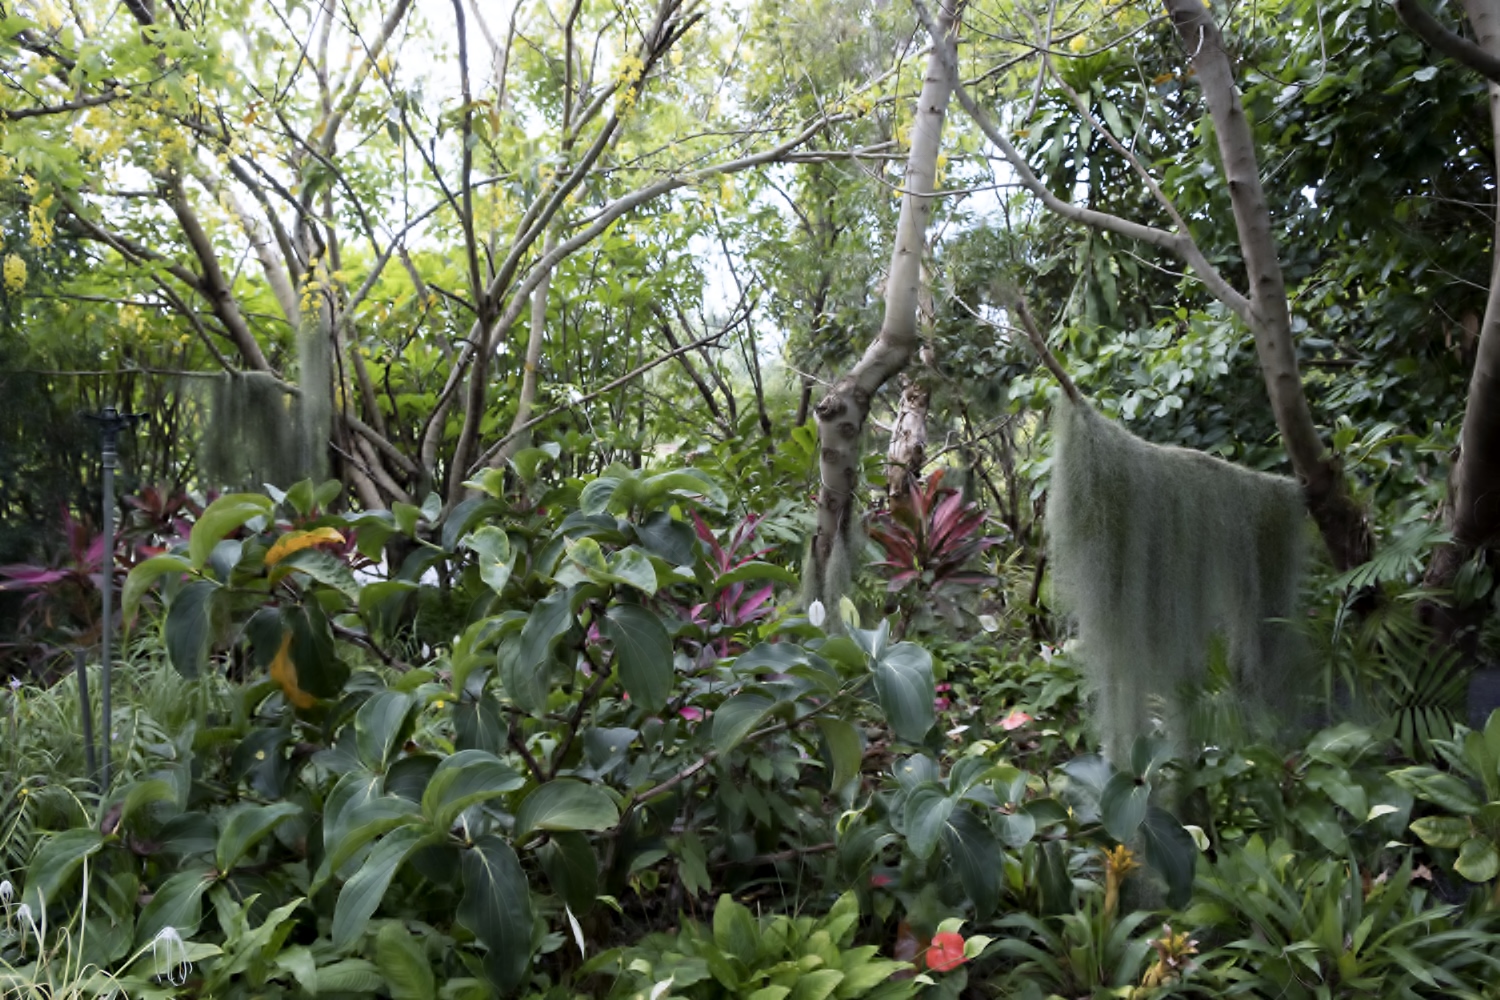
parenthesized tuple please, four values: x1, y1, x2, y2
(1047, 395, 1307, 762)
(200, 371, 299, 489)
(200, 320, 331, 488)
(296, 317, 332, 483)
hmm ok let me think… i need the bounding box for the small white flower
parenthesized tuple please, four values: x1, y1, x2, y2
(152, 926, 192, 985)
(17, 901, 41, 949)
(978, 614, 999, 633)
(807, 600, 826, 628)
(0, 879, 13, 905)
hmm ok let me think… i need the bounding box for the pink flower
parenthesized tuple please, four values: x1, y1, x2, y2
(934, 697, 951, 712)
(678, 706, 705, 722)
(1000, 709, 1032, 731)
(924, 932, 967, 973)
(869, 873, 894, 887)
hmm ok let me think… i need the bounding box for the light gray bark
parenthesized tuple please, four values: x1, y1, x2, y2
(808, 1, 958, 605)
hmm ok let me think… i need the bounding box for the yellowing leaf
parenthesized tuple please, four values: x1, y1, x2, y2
(1153, 72, 1176, 84)
(265, 528, 345, 567)
(270, 631, 317, 709)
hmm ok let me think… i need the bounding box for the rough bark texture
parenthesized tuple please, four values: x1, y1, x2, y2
(808, 1, 957, 607)
(887, 376, 931, 502)
(1164, 0, 1372, 571)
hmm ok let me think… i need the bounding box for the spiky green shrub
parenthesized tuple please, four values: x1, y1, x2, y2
(1047, 396, 1306, 762)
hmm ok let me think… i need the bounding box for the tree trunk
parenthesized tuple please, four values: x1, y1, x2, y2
(1422, 0, 1500, 645)
(807, 1, 957, 608)
(887, 376, 931, 503)
(490, 231, 558, 472)
(1163, 0, 1372, 570)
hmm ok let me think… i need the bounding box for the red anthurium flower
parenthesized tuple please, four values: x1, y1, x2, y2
(924, 931, 967, 973)
(1000, 709, 1032, 731)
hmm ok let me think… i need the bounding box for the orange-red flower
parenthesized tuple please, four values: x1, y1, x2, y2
(924, 931, 966, 973)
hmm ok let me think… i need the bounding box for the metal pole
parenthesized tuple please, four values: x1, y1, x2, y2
(99, 412, 117, 789)
(85, 405, 137, 790)
(74, 648, 98, 787)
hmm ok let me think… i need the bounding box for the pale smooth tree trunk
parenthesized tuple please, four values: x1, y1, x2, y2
(490, 231, 558, 472)
(1163, 0, 1372, 570)
(808, 1, 957, 607)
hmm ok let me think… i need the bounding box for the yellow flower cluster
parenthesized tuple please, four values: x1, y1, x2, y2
(615, 52, 646, 111)
(28, 198, 54, 248)
(3, 254, 27, 293)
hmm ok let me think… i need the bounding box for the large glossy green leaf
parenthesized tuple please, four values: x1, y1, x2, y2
(284, 601, 347, 699)
(712, 693, 776, 754)
(121, 553, 191, 625)
(164, 579, 218, 679)
(816, 718, 861, 790)
(603, 604, 672, 713)
(1456, 837, 1500, 882)
(903, 783, 954, 861)
(513, 779, 619, 839)
(1410, 815, 1471, 849)
(872, 641, 935, 743)
(508, 589, 574, 714)
(190, 494, 272, 570)
(453, 694, 507, 755)
(333, 825, 431, 950)
(458, 835, 535, 992)
(421, 749, 526, 832)
(355, 690, 416, 772)
(216, 802, 302, 873)
(604, 546, 658, 594)
(21, 829, 104, 911)
(134, 867, 214, 947)
(276, 548, 360, 602)
(375, 919, 437, 1000)
(1140, 806, 1197, 909)
(463, 526, 515, 596)
(539, 830, 598, 914)
(711, 894, 760, 966)
(1100, 772, 1150, 843)
(942, 808, 1001, 919)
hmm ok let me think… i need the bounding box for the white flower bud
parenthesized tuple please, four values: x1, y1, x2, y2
(808, 600, 826, 628)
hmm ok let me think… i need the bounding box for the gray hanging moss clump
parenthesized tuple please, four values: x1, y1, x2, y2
(1047, 395, 1307, 762)
(200, 319, 332, 490)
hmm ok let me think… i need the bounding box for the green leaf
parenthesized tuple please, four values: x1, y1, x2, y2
(122, 553, 191, 625)
(453, 694, 507, 755)
(605, 546, 658, 593)
(375, 919, 437, 1000)
(603, 604, 672, 712)
(333, 825, 431, 950)
(942, 807, 1001, 919)
(393, 501, 421, 537)
(514, 779, 619, 839)
(711, 894, 760, 966)
(190, 494, 271, 570)
(164, 579, 218, 679)
(712, 693, 776, 754)
(117, 778, 178, 828)
(872, 642, 935, 743)
(276, 548, 360, 602)
(1410, 815, 1471, 850)
(216, 802, 302, 873)
(1100, 772, 1150, 843)
(713, 561, 799, 590)
(458, 835, 535, 992)
(21, 828, 104, 912)
(1390, 766, 1482, 815)
(903, 783, 954, 860)
(509, 588, 574, 712)
(539, 830, 598, 914)
(1140, 806, 1196, 909)
(641, 469, 728, 510)
(421, 749, 526, 832)
(355, 690, 416, 772)
(1455, 837, 1500, 882)
(789, 968, 843, 1000)
(134, 867, 213, 947)
(816, 718, 861, 790)
(318, 958, 385, 992)
(463, 526, 515, 595)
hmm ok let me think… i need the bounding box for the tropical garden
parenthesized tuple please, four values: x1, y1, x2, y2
(6, 0, 1500, 996)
